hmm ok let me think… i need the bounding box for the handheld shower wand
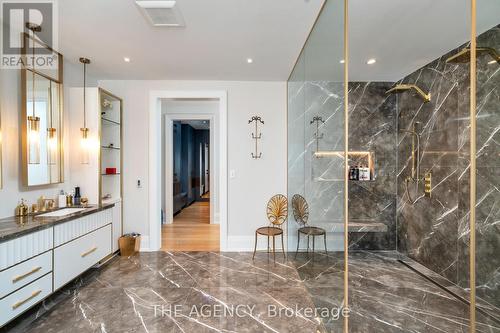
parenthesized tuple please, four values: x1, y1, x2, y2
(400, 122, 422, 204)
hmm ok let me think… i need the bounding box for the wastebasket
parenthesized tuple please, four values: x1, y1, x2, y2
(119, 233, 141, 256)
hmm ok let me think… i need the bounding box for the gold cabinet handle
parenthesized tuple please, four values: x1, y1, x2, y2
(12, 290, 42, 310)
(12, 266, 42, 283)
(81, 246, 98, 258)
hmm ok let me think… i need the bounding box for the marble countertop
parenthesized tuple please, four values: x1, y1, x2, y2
(0, 204, 115, 243)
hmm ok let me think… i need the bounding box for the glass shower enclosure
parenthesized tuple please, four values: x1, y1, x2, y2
(287, 0, 499, 331)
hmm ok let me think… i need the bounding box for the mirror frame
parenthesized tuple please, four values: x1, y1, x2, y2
(0, 107, 2, 189)
(21, 32, 64, 187)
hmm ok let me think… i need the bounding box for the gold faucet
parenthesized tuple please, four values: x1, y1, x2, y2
(42, 199, 56, 211)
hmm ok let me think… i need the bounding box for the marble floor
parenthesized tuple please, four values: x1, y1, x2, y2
(4, 251, 500, 333)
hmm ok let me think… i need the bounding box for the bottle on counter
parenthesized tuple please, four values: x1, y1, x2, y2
(74, 187, 81, 206)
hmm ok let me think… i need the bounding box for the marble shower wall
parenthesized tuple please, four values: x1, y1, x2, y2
(287, 80, 397, 251)
(397, 24, 500, 310)
(347, 82, 397, 250)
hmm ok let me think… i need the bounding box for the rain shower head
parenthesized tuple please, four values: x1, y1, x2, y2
(446, 47, 500, 64)
(386, 84, 431, 103)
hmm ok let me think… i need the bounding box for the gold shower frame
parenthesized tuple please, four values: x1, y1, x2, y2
(286, 1, 479, 332)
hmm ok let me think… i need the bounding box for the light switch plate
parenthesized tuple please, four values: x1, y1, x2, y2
(230, 170, 236, 178)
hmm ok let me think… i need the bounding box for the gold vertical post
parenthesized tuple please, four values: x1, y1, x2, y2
(469, 0, 477, 331)
(343, 0, 349, 332)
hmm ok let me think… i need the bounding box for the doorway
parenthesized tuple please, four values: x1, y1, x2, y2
(160, 100, 220, 251)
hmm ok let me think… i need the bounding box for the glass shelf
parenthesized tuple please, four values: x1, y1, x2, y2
(101, 117, 120, 126)
(101, 173, 121, 176)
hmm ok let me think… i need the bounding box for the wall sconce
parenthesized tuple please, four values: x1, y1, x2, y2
(47, 81, 57, 164)
(79, 57, 91, 164)
(27, 23, 42, 165)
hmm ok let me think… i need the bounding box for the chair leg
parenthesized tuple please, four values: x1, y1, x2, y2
(252, 232, 258, 260)
(307, 235, 310, 254)
(295, 231, 300, 258)
(267, 235, 270, 253)
(281, 233, 286, 259)
(324, 233, 327, 254)
(272, 235, 276, 263)
(312, 236, 315, 259)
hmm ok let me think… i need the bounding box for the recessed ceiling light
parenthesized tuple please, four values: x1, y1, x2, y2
(488, 60, 497, 65)
(367, 58, 376, 65)
(124, 57, 131, 62)
(247, 58, 253, 64)
(339, 59, 345, 64)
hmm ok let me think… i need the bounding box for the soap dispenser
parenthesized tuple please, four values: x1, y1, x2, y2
(15, 199, 29, 217)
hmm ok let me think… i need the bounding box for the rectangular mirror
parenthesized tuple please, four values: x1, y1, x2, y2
(21, 33, 64, 187)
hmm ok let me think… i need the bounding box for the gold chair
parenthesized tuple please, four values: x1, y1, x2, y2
(252, 194, 287, 261)
(292, 194, 327, 256)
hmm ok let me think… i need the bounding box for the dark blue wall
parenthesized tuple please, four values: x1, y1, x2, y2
(173, 123, 209, 212)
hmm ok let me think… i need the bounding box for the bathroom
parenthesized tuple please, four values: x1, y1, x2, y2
(0, 0, 498, 332)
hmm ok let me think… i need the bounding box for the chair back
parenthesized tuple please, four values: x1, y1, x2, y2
(292, 194, 309, 226)
(266, 194, 288, 226)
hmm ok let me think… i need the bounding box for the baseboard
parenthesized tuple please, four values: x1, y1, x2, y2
(225, 234, 344, 252)
(225, 235, 288, 252)
(139, 235, 151, 252)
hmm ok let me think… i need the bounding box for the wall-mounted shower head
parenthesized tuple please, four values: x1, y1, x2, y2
(446, 47, 500, 64)
(386, 84, 431, 103)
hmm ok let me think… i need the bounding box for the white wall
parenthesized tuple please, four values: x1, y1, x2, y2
(98, 80, 287, 251)
(0, 61, 97, 218)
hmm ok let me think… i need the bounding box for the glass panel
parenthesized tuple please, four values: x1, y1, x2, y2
(287, 0, 346, 331)
(475, 1, 500, 326)
(25, 71, 62, 186)
(347, 0, 478, 331)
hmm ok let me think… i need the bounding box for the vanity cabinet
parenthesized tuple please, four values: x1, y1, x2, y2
(0, 273, 53, 325)
(0, 251, 52, 299)
(54, 224, 111, 290)
(0, 208, 113, 328)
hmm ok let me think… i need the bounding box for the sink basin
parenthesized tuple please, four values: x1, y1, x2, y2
(37, 208, 87, 218)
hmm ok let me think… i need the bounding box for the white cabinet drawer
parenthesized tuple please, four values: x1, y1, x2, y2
(0, 273, 52, 327)
(54, 225, 111, 290)
(54, 209, 112, 246)
(0, 228, 53, 271)
(0, 251, 52, 299)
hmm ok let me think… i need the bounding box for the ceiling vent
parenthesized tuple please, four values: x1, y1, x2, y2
(135, 1, 185, 27)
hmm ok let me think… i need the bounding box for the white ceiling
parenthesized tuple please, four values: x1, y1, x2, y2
(181, 120, 210, 130)
(58, 0, 500, 82)
(297, 0, 500, 82)
(58, 0, 323, 81)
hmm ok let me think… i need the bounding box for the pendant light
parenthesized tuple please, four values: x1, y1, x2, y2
(79, 57, 91, 164)
(27, 23, 42, 165)
(47, 81, 57, 164)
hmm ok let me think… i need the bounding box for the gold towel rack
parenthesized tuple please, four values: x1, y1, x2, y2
(386, 84, 431, 103)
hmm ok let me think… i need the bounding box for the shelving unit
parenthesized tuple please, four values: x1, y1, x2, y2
(98, 88, 123, 206)
(69, 87, 124, 252)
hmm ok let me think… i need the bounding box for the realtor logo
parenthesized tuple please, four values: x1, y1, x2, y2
(1, 0, 58, 69)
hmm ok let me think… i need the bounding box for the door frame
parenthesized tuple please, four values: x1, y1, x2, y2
(165, 114, 215, 225)
(149, 91, 228, 251)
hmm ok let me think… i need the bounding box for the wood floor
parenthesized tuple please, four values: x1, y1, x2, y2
(161, 201, 219, 252)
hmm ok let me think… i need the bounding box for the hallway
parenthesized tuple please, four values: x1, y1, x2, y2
(161, 202, 219, 252)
